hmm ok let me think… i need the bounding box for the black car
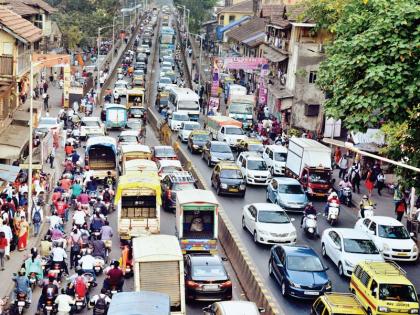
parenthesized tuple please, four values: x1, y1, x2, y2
(161, 171, 196, 211)
(187, 130, 211, 153)
(133, 62, 147, 73)
(136, 53, 148, 64)
(185, 253, 232, 302)
(211, 162, 246, 197)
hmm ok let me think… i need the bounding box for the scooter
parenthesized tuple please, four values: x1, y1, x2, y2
(327, 202, 340, 226)
(28, 272, 39, 290)
(358, 204, 375, 219)
(303, 214, 318, 238)
(93, 257, 105, 276)
(340, 187, 352, 207)
(13, 292, 27, 315)
(74, 294, 87, 313)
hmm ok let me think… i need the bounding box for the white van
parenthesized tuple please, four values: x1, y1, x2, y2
(168, 87, 200, 121)
(203, 301, 264, 315)
(263, 145, 288, 176)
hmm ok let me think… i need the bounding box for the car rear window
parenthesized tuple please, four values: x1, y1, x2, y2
(192, 265, 227, 278)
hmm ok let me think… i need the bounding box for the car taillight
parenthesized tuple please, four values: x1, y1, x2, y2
(166, 190, 172, 199)
(219, 281, 232, 288)
(186, 280, 200, 288)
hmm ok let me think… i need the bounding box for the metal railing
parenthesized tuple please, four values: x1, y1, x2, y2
(17, 51, 31, 77)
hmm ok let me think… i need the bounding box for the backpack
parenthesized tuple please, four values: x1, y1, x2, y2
(91, 218, 103, 230)
(74, 276, 86, 297)
(33, 209, 41, 224)
(368, 171, 376, 182)
(94, 295, 108, 314)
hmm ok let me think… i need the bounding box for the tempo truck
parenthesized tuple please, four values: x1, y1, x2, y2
(285, 137, 333, 198)
(227, 95, 255, 130)
(205, 115, 246, 147)
(133, 235, 186, 315)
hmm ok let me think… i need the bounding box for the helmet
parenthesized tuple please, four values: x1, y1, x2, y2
(330, 192, 337, 198)
(362, 195, 369, 200)
(18, 267, 26, 276)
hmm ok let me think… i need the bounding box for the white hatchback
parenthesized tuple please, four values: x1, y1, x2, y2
(178, 121, 200, 142)
(241, 203, 296, 245)
(237, 152, 271, 185)
(321, 228, 384, 277)
(354, 216, 418, 262)
(80, 117, 105, 140)
(169, 112, 190, 131)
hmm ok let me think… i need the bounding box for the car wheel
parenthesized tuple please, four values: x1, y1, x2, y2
(338, 262, 344, 277)
(367, 308, 372, 315)
(266, 190, 270, 202)
(207, 157, 211, 167)
(281, 281, 287, 297)
(241, 217, 246, 230)
(321, 243, 327, 258)
(270, 167, 274, 176)
(216, 185, 221, 196)
(268, 259, 274, 277)
(253, 231, 258, 244)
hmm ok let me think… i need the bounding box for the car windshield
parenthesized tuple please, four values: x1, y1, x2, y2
(173, 113, 189, 121)
(379, 284, 418, 302)
(39, 118, 57, 125)
(247, 160, 267, 171)
(212, 144, 231, 153)
(378, 225, 410, 239)
(115, 82, 127, 89)
(126, 120, 142, 129)
(309, 172, 330, 184)
(343, 239, 379, 254)
(160, 77, 171, 84)
(161, 166, 182, 173)
(193, 134, 210, 141)
(287, 255, 324, 272)
(274, 152, 287, 162)
(130, 108, 143, 114)
(225, 127, 243, 135)
(134, 70, 144, 76)
(178, 101, 199, 110)
(229, 103, 253, 114)
(248, 144, 263, 152)
(173, 183, 195, 191)
(82, 120, 99, 127)
(220, 169, 242, 179)
(184, 124, 199, 130)
(155, 148, 176, 157)
(192, 265, 227, 278)
(119, 135, 137, 143)
(258, 211, 290, 224)
(278, 184, 304, 194)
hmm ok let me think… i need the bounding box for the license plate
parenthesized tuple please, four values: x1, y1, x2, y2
(121, 235, 130, 240)
(76, 302, 83, 305)
(18, 301, 25, 306)
(304, 291, 319, 296)
(46, 306, 52, 310)
(203, 284, 219, 291)
(229, 188, 239, 192)
(397, 252, 408, 256)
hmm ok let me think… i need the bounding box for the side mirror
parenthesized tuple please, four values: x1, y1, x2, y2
(258, 307, 266, 313)
(276, 263, 283, 268)
(323, 266, 329, 271)
(368, 230, 375, 235)
(290, 218, 296, 222)
(410, 232, 415, 237)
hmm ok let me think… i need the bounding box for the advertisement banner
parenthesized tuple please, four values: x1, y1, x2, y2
(208, 97, 220, 111)
(215, 57, 268, 70)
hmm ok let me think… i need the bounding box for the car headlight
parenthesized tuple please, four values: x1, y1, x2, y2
(382, 243, 390, 252)
(344, 259, 354, 267)
(413, 245, 418, 253)
(289, 231, 296, 237)
(220, 183, 228, 189)
(248, 173, 254, 178)
(239, 184, 246, 190)
(257, 229, 268, 236)
(192, 144, 198, 149)
(409, 309, 419, 314)
(289, 280, 301, 288)
(378, 306, 390, 313)
(324, 281, 332, 290)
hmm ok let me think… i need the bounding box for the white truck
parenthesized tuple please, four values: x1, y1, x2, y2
(227, 95, 255, 130)
(285, 137, 333, 197)
(133, 235, 186, 315)
(205, 116, 247, 147)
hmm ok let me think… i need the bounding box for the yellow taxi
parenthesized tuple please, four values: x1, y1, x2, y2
(236, 138, 264, 154)
(311, 292, 367, 315)
(187, 130, 211, 153)
(210, 161, 246, 197)
(350, 261, 419, 315)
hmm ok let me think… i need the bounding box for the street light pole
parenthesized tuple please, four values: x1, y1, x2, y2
(27, 54, 34, 223)
(190, 32, 204, 89)
(96, 27, 100, 96)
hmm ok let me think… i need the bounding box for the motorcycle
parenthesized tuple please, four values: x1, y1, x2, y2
(103, 201, 114, 213)
(83, 272, 95, 292)
(303, 214, 318, 238)
(0, 296, 9, 315)
(13, 292, 27, 315)
(91, 229, 101, 241)
(42, 288, 56, 315)
(74, 294, 87, 313)
(340, 187, 352, 207)
(327, 202, 340, 226)
(48, 262, 63, 282)
(93, 257, 105, 276)
(28, 272, 40, 290)
(358, 204, 375, 219)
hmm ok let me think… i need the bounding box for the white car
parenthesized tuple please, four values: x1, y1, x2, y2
(156, 159, 183, 179)
(178, 121, 200, 142)
(321, 228, 384, 277)
(217, 125, 247, 147)
(241, 203, 296, 245)
(158, 76, 173, 91)
(237, 152, 271, 185)
(80, 117, 105, 140)
(169, 112, 189, 131)
(262, 145, 288, 176)
(354, 216, 418, 262)
(117, 130, 140, 146)
(114, 80, 129, 97)
(35, 117, 61, 135)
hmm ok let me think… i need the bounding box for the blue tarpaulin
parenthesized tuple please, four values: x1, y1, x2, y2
(216, 16, 251, 41)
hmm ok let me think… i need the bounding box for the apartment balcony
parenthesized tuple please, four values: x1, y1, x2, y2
(0, 56, 13, 76)
(17, 51, 31, 77)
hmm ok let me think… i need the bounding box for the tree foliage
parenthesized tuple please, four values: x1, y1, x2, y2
(306, 0, 420, 188)
(174, 0, 218, 33)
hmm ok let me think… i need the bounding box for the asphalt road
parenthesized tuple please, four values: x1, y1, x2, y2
(150, 12, 420, 315)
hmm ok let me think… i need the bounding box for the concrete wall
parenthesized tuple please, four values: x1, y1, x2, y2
(0, 31, 16, 59)
(218, 12, 251, 26)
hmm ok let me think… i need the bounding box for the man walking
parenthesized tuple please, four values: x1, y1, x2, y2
(42, 93, 49, 111)
(338, 155, 349, 179)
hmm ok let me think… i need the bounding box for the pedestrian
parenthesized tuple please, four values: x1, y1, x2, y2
(43, 93, 49, 111)
(0, 231, 7, 270)
(349, 163, 361, 194)
(338, 155, 349, 179)
(376, 170, 385, 196)
(334, 147, 342, 169)
(43, 81, 49, 93)
(0, 219, 12, 259)
(48, 147, 55, 168)
(17, 216, 29, 251)
(395, 199, 407, 222)
(32, 203, 43, 237)
(365, 167, 375, 197)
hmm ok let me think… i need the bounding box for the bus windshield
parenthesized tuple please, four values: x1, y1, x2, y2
(178, 101, 199, 110)
(229, 103, 253, 114)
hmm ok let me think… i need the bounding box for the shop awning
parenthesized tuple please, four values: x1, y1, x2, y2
(0, 125, 29, 160)
(216, 16, 251, 41)
(267, 84, 293, 99)
(261, 44, 288, 62)
(0, 164, 21, 182)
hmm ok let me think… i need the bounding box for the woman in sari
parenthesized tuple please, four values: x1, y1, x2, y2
(17, 216, 29, 251)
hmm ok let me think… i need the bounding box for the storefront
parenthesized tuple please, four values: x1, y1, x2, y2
(0, 125, 30, 165)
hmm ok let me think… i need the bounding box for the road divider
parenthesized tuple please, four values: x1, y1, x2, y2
(146, 107, 283, 315)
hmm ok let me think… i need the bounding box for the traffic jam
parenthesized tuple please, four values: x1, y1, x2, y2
(3, 3, 419, 315)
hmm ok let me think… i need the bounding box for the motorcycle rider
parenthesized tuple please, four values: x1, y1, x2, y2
(92, 198, 107, 216)
(103, 260, 124, 291)
(90, 210, 105, 233)
(103, 171, 116, 189)
(36, 276, 58, 314)
(324, 191, 340, 216)
(301, 202, 317, 232)
(68, 227, 83, 269)
(51, 241, 69, 275)
(91, 238, 106, 260)
(338, 176, 352, 201)
(76, 189, 90, 207)
(24, 248, 43, 284)
(100, 221, 113, 254)
(359, 195, 374, 218)
(54, 288, 74, 315)
(85, 176, 98, 194)
(12, 268, 32, 304)
(78, 249, 97, 281)
(89, 288, 111, 314)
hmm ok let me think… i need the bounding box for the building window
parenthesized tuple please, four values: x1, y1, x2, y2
(229, 15, 235, 22)
(309, 71, 317, 83)
(220, 15, 224, 24)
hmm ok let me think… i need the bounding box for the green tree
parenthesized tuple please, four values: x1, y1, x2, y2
(174, 0, 218, 33)
(305, 0, 420, 188)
